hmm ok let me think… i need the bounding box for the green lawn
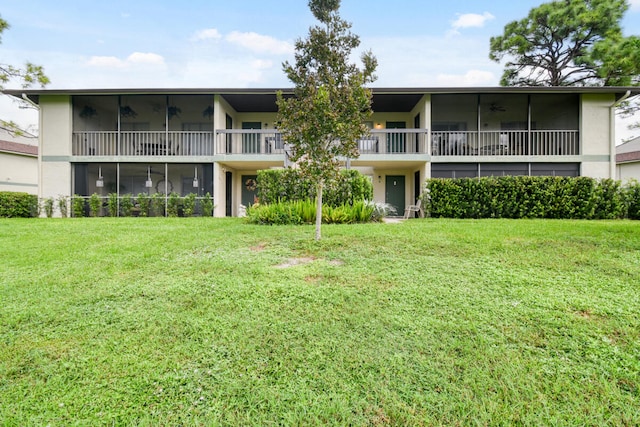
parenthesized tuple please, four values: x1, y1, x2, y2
(1, 218, 639, 426)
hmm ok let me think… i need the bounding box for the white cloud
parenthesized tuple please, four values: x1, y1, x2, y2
(630, 0, 640, 11)
(87, 52, 165, 68)
(191, 28, 222, 42)
(225, 31, 293, 55)
(87, 56, 127, 68)
(436, 70, 496, 86)
(126, 52, 165, 65)
(451, 12, 495, 30)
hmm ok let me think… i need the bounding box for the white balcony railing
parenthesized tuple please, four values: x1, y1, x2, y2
(431, 130, 579, 156)
(72, 131, 214, 156)
(72, 129, 578, 157)
(215, 129, 429, 155)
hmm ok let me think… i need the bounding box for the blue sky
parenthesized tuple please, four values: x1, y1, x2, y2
(1, 0, 640, 138)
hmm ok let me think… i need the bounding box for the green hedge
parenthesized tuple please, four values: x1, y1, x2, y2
(423, 176, 639, 220)
(0, 192, 38, 218)
(256, 169, 373, 207)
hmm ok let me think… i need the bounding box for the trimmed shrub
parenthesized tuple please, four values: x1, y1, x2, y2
(423, 176, 636, 220)
(43, 197, 55, 218)
(151, 193, 165, 217)
(625, 180, 640, 220)
(89, 193, 101, 217)
(201, 192, 214, 217)
(57, 196, 69, 218)
(72, 195, 85, 218)
(167, 192, 181, 217)
(137, 193, 150, 217)
(0, 192, 38, 218)
(183, 193, 196, 217)
(120, 194, 134, 217)
(108, 193, 119, 217)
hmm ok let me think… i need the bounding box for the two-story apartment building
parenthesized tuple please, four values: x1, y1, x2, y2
(5, 86, 638, 216)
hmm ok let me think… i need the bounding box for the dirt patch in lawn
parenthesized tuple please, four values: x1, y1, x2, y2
(275, 257, 316, 269)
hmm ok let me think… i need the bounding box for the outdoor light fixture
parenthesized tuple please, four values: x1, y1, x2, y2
(145, 166, 153, 188)
(193, 167, 199, 188)
(96, 166, 104, 187)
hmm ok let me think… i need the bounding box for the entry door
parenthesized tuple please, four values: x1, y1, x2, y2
(241, 175, 258, 207)
(386, 121, 406, 153)
(242, 122, 261, 153)
(385, 175, 405, 216)
(225, 171, 232, 216)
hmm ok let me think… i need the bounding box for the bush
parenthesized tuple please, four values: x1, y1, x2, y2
(43, 197, 54, 218)
(137, 193, 150, 217)
(256, 169, 373, 207)
(246, 199, 376, 225)
(151, 193, 165, 217)
(108, 193, 119, 217)
(183, 193, 196, 217)
(201, 192, 214, 217)
(625, 180, 640, 220)
(72, 195, 85, 218)
(0, 192, 38, 218)
(167, 192, 181, 217)
(423, 176, 637, 220)
(120, 194, 134, 217)
(89, 193, 101, 217)
(57, 196, 69, 218)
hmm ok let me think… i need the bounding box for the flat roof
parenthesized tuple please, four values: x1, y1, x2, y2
(4, 86, 639, 113)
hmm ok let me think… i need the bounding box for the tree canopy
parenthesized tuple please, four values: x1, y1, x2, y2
(276, 0, 377, 240)
(489, 0, 640, 87)
(1, 14, 49, 134)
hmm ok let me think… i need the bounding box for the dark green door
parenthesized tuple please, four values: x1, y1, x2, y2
(241, 175, 258, 207)
(386, 121, 406, 153)
(385, 175, 405, 216)
(242, 122, 261, 153)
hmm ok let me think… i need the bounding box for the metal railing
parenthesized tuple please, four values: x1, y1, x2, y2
(215, 129, 429, 155)
(72, 131, 214, 156)
(71, 129, 580, 157)
(431, 130, 579, 156)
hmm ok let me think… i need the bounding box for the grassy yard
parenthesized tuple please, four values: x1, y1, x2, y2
(1, 218, 639, 426)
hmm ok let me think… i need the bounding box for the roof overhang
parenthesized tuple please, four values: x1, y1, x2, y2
(5, 86, 640, 113)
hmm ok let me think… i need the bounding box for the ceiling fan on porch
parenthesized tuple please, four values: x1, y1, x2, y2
(489, 102, 506, 112)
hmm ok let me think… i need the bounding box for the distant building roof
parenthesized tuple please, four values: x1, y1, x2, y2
(0, 139, 38, 157)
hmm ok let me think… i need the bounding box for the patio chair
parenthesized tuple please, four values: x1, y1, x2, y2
(404, 198, 423, 219)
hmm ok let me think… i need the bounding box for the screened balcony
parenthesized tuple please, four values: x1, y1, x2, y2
(214, 129, 430, 155)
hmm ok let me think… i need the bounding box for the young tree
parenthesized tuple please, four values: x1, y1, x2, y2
(489, 0, 640, 87)
(276, 0, 377, 241)
(1, 14, 49, 134)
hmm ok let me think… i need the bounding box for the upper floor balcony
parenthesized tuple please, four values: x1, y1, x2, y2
(72, 128, 579, 158)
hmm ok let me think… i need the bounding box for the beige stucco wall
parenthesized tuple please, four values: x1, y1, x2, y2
(580, 93, 614, 178)
(618, 162, 640, 181)
(0, 152, 38, 194)
(39, 95, 72, 202)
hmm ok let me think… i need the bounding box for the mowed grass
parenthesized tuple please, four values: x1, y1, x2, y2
(1, 218, 639, 426)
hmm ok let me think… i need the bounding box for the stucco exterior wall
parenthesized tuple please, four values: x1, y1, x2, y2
(580, 93, 614, 178)
(0, 152, 38, 194)
(39, 95, 72, 200)
(618, 162, 640, 181)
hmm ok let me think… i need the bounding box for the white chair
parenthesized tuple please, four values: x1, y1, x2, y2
(404, 199, 423, 219)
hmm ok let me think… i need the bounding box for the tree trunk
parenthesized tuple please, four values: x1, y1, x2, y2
(315, 182, 323, 241)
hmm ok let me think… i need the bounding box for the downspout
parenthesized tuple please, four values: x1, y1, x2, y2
(21, 93, 39, 109)
(610, 90, 631, 179)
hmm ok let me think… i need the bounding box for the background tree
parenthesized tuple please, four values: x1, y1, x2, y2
(276, 0, 377, 241)
(489, 0, 639, 87)
(1, 14, 49, 134)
